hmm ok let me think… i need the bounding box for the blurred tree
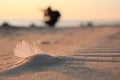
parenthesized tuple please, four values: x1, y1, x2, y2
(1, 22, 11, 28)
(87, 22, 93, 27)
(42, 6, 61, 28)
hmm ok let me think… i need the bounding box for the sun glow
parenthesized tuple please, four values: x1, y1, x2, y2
(0, 0, 120, 20)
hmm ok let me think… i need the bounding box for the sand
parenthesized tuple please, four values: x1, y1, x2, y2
(0, 26, 120, 80)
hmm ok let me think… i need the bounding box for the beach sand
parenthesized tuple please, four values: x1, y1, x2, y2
(0, 26, 120, 80)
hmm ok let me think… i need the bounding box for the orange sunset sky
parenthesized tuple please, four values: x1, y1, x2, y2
(0, 0, 120, 20)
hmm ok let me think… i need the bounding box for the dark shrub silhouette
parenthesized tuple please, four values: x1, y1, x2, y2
(43, 6, 61, 28)
(87, 22, 93, 27)
(30, 23, 36, 28)
(1, 22, 11, 28)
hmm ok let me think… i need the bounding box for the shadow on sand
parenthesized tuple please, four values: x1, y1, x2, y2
(0, 53, 119, 80)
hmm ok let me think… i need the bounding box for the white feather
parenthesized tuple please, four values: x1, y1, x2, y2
(14, 40, 43, 58)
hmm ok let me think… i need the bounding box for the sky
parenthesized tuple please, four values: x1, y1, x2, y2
(0, 0, 120, 21)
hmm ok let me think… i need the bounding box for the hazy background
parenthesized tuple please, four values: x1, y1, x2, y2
(0, 0, 120, 26)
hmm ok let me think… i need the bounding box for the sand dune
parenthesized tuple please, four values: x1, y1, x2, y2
(0, 26, 120, 80)
(0, 54, 119, 80)
(0, 54, 61, 77)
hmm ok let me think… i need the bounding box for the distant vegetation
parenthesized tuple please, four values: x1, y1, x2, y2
(87, 22, 93, 27)
(42, 6, 61, 28)
(0, 22, 11, 28)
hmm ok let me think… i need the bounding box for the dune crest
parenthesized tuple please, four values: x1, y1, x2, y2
(0, 40, 63, 77)
(0, 54, 61, 77)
